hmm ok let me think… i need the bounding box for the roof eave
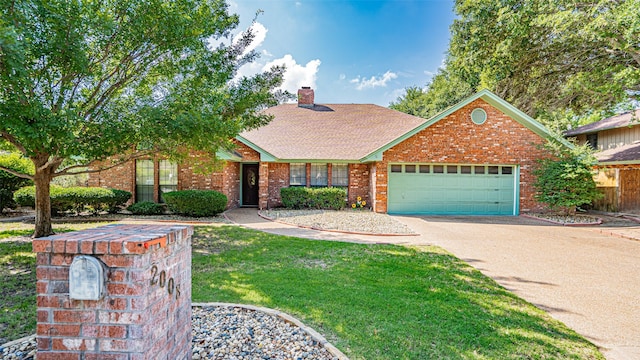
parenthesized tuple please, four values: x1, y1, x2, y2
(597, 160, 640, 165)
(235, 135, 278, 162)
(216, 149, 242, 162)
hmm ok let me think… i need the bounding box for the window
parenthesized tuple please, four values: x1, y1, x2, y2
(433, 165, 444, 174)
(405, 165, 416, 173)
(586, 133, 598, 150)
(391, 164, 402, 173)
(331, 164, 349, 187)
(501, 166, 513, 175)
(474, 166, 485, 174)
(135, 160, 155, 202)
(419, 165, 430, 173)
(290, 163, 306, 186)
(159, 160, 178, 202)
(310, 164, 328, 186)
(488, 166, 499, 174)
(136, 159, 178, 203)
(470, 108, 487, 125)
(447, 165, 458, 174)
(461, 166, 472, 174)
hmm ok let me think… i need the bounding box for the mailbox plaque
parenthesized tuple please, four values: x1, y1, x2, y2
(69, 255, 105, 300)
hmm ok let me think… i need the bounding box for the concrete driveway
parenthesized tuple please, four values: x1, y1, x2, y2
(393, 215, 640, 360)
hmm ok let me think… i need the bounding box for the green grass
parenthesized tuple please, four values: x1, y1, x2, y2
(192, 226, 604, 360)
(0, 221, 111, 343)
(0, 240, 36, 343)
(0, 222, 604, 359)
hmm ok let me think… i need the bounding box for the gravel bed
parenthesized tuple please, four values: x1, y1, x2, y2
(1, 306, 342, 360)
(192, 306, 339, 359)
(525, 213, 602, 225)
(261, 209, 416, 235)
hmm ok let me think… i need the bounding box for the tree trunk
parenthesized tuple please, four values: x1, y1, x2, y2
(33, 169, 54, 238)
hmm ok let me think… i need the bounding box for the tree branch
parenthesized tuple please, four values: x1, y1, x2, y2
(53, 150, 155, 177)
(0, 131, 28, 156)
(0, 165, 33, 180)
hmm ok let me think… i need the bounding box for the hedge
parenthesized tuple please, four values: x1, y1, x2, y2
(0, 152, 34, 210)
(163, 190, 227, 217)
(280, 187, 346, 210)
(13, 186, 131, 214)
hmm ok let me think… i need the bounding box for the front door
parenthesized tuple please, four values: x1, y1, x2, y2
(242, 164, 259, 206)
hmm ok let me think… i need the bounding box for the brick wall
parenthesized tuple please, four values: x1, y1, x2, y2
(87, 161, 135, 197)
(87, 141, 262, 209)
(266, 163, 289, 208)
(260, 163, 372, 209)
(374, 99, 550, 213)
(348, 164, 371, 207)
(33, 224, 193, 360)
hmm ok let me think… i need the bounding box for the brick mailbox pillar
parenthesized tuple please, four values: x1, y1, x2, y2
(32, 224, 193, 360)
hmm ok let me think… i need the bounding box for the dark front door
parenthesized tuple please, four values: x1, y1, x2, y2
(242, 164, 259, 206)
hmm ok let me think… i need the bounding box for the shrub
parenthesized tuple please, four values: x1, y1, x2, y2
(163, 190, 227, 217)
(533, 142, 603, 214)
(127, 201, 165, 215)
(281, 187, 313, 209)
(280, 187, 346, 210)
(0, 152, 34, 210)
(106, 189, 133, 213)
(13, 186, 131, 214)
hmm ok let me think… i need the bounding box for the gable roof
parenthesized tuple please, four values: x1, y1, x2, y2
(360, 89, 565, 161)
(238, 103, 427, 162)
(237, 89, 562, 163)
(565, 109, 640, 136)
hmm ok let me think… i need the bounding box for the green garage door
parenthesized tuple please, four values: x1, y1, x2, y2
(388, 164, 517, 215)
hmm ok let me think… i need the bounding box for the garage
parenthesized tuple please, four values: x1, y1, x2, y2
(387, 164, 518, 215)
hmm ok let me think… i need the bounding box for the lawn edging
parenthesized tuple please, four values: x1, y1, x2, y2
(192, 302, 349, 360)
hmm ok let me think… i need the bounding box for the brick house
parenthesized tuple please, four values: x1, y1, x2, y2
(89, 88, 557, 215)
(565, 110, 640, 212)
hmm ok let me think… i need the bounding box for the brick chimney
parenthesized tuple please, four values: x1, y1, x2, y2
(297, 87, 314, 108)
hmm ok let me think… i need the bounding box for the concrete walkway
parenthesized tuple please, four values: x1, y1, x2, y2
(225, 208, 640, 360)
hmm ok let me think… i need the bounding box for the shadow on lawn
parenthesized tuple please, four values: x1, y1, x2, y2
(191, 226, 603, 360)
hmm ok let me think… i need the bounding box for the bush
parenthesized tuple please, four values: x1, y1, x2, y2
(280, 187, 346, 210)
(127, 201, 165, 215)
(106, 189, 133, 213)
(533, 142, 603, 214)
(163, 190, 227, 217)
(0, 153, 34, 210)
(13, 186, 131, 214)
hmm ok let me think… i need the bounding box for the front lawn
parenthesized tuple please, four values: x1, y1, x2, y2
(192, 226, 603, 359)
(0, 223, 603, 359)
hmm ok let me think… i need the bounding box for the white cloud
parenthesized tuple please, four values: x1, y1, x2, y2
(230, 22, 321, 97)
(233, 22, 268, 57)
(264, 55, 321, 95)
(350, 71, 398, 90)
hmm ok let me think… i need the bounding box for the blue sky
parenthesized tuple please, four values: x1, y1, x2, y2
(230, 0, 455, 107)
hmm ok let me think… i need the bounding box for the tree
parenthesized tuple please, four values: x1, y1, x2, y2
(392, 0, 640, 124)
(0, 0, 286, 237)
(533, 141, 602, 214)
(390, 68, 473, 119)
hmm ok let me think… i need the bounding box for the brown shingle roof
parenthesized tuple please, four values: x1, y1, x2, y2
(565, 109, 640, 136)
(239, 103, 427, 161)
(596, 141, 640, 163)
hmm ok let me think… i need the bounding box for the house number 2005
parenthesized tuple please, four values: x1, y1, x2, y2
(150, 265, 181, 300)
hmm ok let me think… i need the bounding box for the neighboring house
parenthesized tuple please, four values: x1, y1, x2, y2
(88, 88, 558, 215)
(565, 110, 640, 212)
